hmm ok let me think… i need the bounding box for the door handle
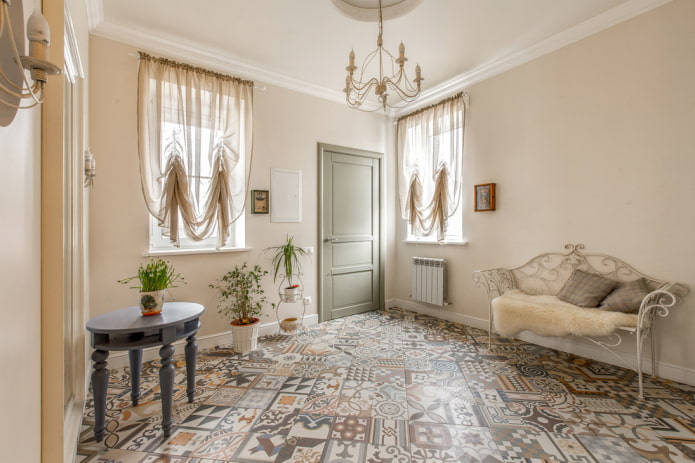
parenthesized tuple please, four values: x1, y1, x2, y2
(324, 237, 336, 242)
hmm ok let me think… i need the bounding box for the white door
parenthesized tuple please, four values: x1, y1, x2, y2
(319, 144, 383, 320)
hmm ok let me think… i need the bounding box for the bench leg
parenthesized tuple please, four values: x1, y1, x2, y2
(636, 328, 645, 400)
(651, 331, 657, 377)
(488, 301, 493, 350)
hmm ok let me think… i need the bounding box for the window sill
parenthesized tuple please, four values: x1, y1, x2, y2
(403, 240, 468, 246)
(145, 247, 251, 257)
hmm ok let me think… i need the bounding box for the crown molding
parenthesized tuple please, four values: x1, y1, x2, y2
(391, 0, 672, 117)
(85, 0, 103, 30)
(88, 0, 671, 116)
(90, 20, 351, 106)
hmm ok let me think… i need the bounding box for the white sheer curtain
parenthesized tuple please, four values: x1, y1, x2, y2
(397, 92, 465, 241)
(137, 53, 254, 247)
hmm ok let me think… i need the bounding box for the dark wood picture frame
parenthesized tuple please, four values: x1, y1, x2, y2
(474, 183, 496, 212)
(251, 189, 269, 214)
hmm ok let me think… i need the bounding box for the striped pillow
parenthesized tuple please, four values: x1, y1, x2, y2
(557, 270, 618, 308)
(600, 278, 649, 313)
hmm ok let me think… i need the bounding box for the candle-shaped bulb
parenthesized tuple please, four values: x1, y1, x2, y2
(349, 49, 355, 66)
(415, 63, 421, 80)
(399, 41, 405, 59)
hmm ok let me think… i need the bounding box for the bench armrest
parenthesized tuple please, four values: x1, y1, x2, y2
(473, 268, 516, 301)
(637, 284, 684, 329)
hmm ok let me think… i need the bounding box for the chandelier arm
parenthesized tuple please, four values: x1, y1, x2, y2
(349, 77, 380, 93)
(3, 2, 43, 105)
(355, 49, 380, 80)
(346, 100, 383, 112)
(0, 66, 28, 91)
(382, 76, 419, 99)
(0, 80, 38, 99)
(0, 87, 43, 109)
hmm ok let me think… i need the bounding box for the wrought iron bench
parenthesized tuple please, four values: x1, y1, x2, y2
(473, 243, 689, 398)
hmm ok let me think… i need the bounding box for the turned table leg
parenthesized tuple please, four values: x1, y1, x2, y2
(91, 349, 109, 442)
(159, 344, 176, 436)
(185, 334, 198, 403)
(128, 349, 142, 406)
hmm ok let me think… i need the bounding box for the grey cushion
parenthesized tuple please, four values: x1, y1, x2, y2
(599, 278, 649, 313)
(557, 270, 618, 308)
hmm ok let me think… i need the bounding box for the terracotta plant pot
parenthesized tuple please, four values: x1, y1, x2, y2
(139, 289, 165, 316)
(230, 317, 260, 353)
(279, 317, 299, 334)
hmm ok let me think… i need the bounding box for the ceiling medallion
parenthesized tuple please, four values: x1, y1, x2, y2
(332, 0, 423, 22)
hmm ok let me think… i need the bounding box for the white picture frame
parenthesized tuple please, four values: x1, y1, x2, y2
(270, 168, 302, 222)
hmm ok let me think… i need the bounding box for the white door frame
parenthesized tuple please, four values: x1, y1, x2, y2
(63, 6, 88, 461)
(317, 142, 385, 322)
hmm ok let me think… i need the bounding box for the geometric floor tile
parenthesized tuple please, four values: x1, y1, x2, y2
(77, 308, 695, 463)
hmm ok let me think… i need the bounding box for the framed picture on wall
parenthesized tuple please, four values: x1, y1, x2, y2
(251, 190, 269, 214)
(474, 183, 496, 212)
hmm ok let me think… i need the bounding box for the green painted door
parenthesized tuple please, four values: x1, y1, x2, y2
(319, 144, 382, 321)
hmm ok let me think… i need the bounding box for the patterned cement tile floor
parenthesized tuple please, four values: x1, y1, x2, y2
(76, 308, 695, 462)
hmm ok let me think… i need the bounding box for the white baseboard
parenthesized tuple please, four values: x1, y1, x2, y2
(386, 298, 489, 331)
(387, 298, 695, 387)
(104, 314, 319, 370)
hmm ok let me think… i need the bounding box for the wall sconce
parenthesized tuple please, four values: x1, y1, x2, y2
(0, 0, 61, 127)
(84, 148, 96, 189)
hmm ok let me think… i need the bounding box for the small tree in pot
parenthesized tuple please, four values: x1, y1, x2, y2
(209, 262, 268, 353)
(265, 234, 307, 302)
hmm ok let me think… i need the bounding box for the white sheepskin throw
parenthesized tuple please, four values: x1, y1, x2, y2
(491, 289, 643, 339)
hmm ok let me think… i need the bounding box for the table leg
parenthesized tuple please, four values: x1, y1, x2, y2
(184, 334, 198, 403)
(91, 349, 109, 442)
(128, 349, 142, 406)
(159, 344, 175, 436)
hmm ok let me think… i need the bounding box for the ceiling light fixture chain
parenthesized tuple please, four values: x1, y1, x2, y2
(343, 0, 423, 111)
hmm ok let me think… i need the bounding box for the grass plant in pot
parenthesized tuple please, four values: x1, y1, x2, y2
(265, 234, 307, 303)
(118, 257, 186, 316)
(209, 263, 268, 354)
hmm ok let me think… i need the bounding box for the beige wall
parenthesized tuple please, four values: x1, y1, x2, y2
(0, 102, 42, 461)
(89, 36, 386, 340)
(0, 1, 43, 459)
(393, 0, 695, 375)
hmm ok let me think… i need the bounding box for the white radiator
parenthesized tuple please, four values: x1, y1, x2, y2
(411, 257, 447, 306)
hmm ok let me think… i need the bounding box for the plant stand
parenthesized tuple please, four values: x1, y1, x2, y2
(274, 274, 307, 337)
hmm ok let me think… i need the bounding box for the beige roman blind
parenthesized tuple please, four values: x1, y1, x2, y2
(137, 52, 254, 247)
(397, 92, 465, 240)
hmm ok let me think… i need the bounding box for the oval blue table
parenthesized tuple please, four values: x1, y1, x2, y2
(86, 302, 204, 442)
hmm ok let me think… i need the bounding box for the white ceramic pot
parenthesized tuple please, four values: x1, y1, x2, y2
(139, 289, 165, 316)
(281, 286, 301, 303)
(230, 318, 260, 354)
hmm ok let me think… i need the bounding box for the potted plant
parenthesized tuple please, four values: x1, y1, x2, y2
(118, 257, 185, 316)
(265, 234, 307, 302)
(209, 262, 268, 353)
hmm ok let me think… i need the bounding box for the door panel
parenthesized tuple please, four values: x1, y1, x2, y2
(332, 271, 374, 308)
(331, 156, 374, 235)
(320, 144, 382, 321)
(332, 241, 373, 268)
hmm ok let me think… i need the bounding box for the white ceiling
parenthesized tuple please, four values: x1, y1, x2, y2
(89, 0, 669, 113)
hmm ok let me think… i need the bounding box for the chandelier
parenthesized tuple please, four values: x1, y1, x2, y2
(343, 0, 423, 111)
(0, 0, 61, 126)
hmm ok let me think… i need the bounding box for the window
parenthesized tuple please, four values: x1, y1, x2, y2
(397, 93, 466, 243)
(137, 53, 254, 252)
(148, 122, 245, 253)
